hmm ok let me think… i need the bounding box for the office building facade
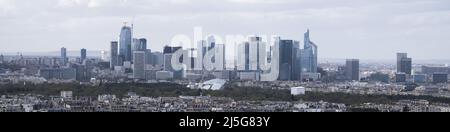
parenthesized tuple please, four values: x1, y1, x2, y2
(302, 29, 318, 73)
(133, 51, 146, 79)
(119, 26, 132, 63)
(81, 48, 87, 63)
(397, 53, 412, 75)
(61, 47, 67, 66)
(345, 59, 360, 81)
(110, 41, 119, 69)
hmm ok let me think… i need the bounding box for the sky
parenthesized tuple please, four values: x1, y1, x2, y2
(0, 0, 450, 60)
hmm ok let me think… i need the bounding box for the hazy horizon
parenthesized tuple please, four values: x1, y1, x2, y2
(1, 0, 450, 60)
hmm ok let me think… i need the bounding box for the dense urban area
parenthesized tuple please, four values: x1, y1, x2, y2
(0, 26, 449, 112)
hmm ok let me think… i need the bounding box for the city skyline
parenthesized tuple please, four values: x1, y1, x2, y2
(1, 0, 450, 60)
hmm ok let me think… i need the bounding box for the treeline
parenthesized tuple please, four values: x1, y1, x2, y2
(0, 83, 198, 98)
(1, 83, 450, 105)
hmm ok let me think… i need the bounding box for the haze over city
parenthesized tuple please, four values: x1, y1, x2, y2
(1, 0, 450, 60)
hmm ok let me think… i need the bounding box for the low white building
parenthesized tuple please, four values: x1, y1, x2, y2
(61, 91, 73, 99)
(291, 87, 306, 95)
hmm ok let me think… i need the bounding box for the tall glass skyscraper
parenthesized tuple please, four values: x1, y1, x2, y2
(237, 36, 266, 72)
(119, 26, 132, 63)
(133, 51, 146, 79)
(302, 29, 318, 73)
(110, 41, 119, 69)
(61, 47, 67, 66)
(132, 38, 147, 52)
(278, 39, 301, 81)
(80, 48, 87, 62)
(397, 53, 412, 75)
(131, 38, 147, 62)
(346, 59, 360, 81)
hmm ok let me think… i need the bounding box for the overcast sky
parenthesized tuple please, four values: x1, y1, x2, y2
(0, 0, 449, 60)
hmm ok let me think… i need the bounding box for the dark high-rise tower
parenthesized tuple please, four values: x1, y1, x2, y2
(397, 53, 412, 75)
(346, 59, 360, 81)
(302, 29, 318, 73)
(119, 25, 132, 63)
(110, 41, 119, 69)
(278, 39, 301, 81)
(80, 48, 87, 62)
(61, 47, 67, 66)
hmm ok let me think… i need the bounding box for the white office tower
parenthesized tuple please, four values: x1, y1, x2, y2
(237, 42, 248, 71)
(237, 36, 267, 71)
(248, 36, 266, 71)
(214, 44, 226, 71)
(196, 40, 207, 71)
(133, 51, 146, 79)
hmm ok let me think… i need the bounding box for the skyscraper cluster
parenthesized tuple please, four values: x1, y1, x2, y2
(110, 23, 163, 80)
(109, 25, 319, 82)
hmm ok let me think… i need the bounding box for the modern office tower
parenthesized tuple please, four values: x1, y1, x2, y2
(198, 36, 225, 71)
(248, 36, 266, 71)
(236, 36, 267, 72)
(302, 29, 318, 73)
(278, 39, 301, 81)
(397, 53, 407, 72)
(152, 51, 164, 66)
(396, 73, 407, 82)
(397, 53, 412, 75)
(432, 73, 448, 83)
(73, 64, 91, 82)
(207, 36, 216, 50)
(132, 38, 147, 51)
(130, 38, 147, 62)
(421, 66, 450, 75)
(400, 58, 412, 75)
(133, 51, 146, 79)
(61, 47, 67, 66)
(197, 40, 207, 70)
(215, 44, 226, 71)
(119, 25, 132, 63)
(80, 48, 87, 63)
(413, 74, 427, 83)
(145, 49, 153, 65)
(345, 59, 360, 81)
(196, 37, 217, 71)
(163, 46, 183, 79)
(164, 54, 173, 71)
(110, 41, 119, 69)
(237, 42, 250, 71)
